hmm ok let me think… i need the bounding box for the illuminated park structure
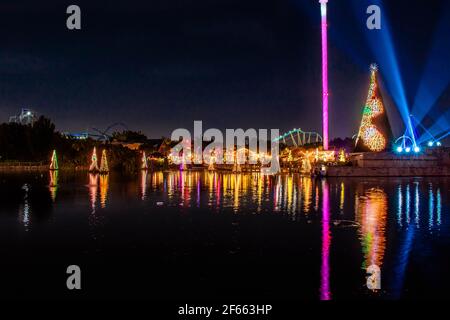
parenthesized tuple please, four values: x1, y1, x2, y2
(320, 0, 329, 150)
(355, 64, 393, 152)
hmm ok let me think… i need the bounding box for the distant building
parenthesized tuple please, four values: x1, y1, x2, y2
(62, 132, 89, 140)
(9, 109, 37, 125)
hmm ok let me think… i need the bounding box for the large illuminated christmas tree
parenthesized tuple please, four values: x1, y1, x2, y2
(355, 64, 393, 152)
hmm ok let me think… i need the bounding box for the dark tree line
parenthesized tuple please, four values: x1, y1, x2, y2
(0, 117, 142, 173)
(330, 137, 355, 152)
(0, 116, 56, 162)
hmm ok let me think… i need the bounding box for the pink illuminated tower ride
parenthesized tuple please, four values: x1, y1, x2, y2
(320, 0, 329, 150)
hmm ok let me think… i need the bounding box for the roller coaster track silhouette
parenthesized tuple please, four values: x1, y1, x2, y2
(90, 122, 129, 141)
(274, 128, 323, 147)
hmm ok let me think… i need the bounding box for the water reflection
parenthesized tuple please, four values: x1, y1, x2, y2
(397, 185, 403, 227)
(314, 184, 319, 211)
(394, 181, 443, 232)
(320, 180, 331, 300)
(141, 170, 148, 200)
(427, 184, 443, 230)
(38, 171, 446, 241)
(391, 219, 415, 299)
(100, 174, 109, 208)
(6, 170, 448, 299)
(406, 184, 411, 225)
(355, 187, 387, 270)
(437, 188, 441, 227)
(49, 170, 58, 202)
(429, 184, 434, 230)
(303, 177, 312, 213)
(88, 173, 99, 227)
(19, 184, 31, 231)
(414, 182, 419, 227)
(339, 182, 345, 213)
(123, 172, 323, 215)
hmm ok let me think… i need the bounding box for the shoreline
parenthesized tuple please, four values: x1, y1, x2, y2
(2, 164, 450, 177)
(326, 166, 450, 177)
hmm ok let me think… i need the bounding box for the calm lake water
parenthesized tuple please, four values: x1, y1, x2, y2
(0, 170, 449, 300)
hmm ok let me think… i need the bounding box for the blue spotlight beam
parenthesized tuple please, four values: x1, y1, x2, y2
(411, 4, 450, 123)
(421, 108, 450, 144)
(410, 115, 436, 142)
(365, 0, 417, 147)
(436, 131, 450, 142)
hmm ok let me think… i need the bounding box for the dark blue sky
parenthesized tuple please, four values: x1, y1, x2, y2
(0, 0, 448, 139)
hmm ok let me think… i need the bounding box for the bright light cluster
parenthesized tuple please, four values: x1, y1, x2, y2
(301, 148, 335, 163)
(396, 146, 421, 154)
(168, 147, 272, 166)
(356, 66, 387, 152)
(427, 141, 442, 147)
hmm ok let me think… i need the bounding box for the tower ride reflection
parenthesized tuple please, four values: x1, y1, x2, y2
(320, 180, 331, 300)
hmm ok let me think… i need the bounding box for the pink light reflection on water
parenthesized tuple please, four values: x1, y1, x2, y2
(320, 180, 331, 300)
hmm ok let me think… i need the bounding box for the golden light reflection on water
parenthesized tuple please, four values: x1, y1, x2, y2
(303, 177, 312, 213)
(151, 171, 164, 189)
(49, 170, 59, 202)
(77, 171, 446, 240)
(314, 184, 319, 211)
(99, 174, 109, 208)
(339, 182, 345, 213)
(355, 187, 387, 270)
(21, 170, 448, 297)
(141, 170, 148, 200)
(144, 171, 317, 214)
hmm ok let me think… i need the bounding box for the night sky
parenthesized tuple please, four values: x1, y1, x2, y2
(0, 0, 448, 139)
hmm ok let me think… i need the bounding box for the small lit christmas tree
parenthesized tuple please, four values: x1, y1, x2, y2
(141, 151, 148, 170)
(49, 150, 58, 170)
(99, 150, 109, 173)
(355, 64, 393, 152)
(89, 147, 99, 172)
(338, 149, 346, 163)
(208, 150, 216, 171)
(287, 150, 293, 162)
(301, 158, 312, 174)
